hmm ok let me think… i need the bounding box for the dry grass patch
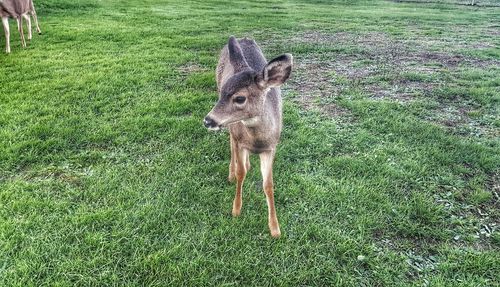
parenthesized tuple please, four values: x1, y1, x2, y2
(267, 31, 498, 139)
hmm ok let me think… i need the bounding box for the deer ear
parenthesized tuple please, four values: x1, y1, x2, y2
(258, 54, 293, 88)
(228, 36, 249, 72)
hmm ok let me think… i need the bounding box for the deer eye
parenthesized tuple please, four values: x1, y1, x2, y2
(234, 96, 246, 104)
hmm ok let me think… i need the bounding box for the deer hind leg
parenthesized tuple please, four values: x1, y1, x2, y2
(228, 134, 236, 182)
(2, 17, 10, 53)
(232, 147, 248, 217)
(31, 6, 41, 34)
(22, 14, 31, 41)
(260, 150, 280, 238)
(16, 17, 26, 48)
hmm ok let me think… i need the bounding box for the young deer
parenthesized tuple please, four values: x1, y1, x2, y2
(204, 36, 293, 238)
(1, 0, 42, 53)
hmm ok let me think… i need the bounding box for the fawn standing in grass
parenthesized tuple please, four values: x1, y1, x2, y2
(1, 0, 41, 53)
(204, 36, 293, 238)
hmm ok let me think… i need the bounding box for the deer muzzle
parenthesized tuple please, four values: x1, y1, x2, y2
(203, 116, 221, 131)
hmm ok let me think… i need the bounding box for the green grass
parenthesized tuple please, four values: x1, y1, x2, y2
(1, 0, 499, 285)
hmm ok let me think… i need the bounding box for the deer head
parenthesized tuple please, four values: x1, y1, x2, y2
(204, 36, 293, 131)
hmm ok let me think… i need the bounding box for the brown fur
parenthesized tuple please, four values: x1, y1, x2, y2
(204, 36, 293, 238)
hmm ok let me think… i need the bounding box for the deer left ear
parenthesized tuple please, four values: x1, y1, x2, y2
(258, 54, 293, 88)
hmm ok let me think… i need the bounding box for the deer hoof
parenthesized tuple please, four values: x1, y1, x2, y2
(232, 208, 241, 217)
(270, 228, 281, 238)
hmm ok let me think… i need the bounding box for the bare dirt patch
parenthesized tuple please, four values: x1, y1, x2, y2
(281, 55, 352, 118)
(263, 30, 499, 137)
(268, 31, 435, 103)
(424, 104, 499, 138)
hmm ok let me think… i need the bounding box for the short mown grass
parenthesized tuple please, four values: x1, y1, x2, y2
(0, 0, 499, 285)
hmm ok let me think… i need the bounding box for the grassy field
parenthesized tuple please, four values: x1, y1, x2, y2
(1, 0, 499, 285)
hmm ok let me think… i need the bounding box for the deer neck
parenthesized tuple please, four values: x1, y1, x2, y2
(244, 104, 278, 141)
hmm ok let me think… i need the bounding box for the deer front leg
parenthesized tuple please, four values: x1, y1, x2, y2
(228, 134, 236, 182)
(232, 147, 248, 217)
(2, 17, 10, 53)
(245, 152, 251, 172)
(22, 14, 32, 41)
(260, 150, 280, 238)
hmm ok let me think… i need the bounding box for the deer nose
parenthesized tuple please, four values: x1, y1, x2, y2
(203, 116, 218, 129)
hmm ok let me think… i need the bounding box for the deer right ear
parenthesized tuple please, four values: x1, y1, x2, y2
(228, 36, 249, 72)
(258, 54, 293, 88)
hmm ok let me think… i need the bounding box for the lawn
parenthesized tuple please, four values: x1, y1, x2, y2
(0, 0, 499, 285)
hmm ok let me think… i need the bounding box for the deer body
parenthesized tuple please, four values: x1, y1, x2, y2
(1, 0, 41, 53)
(204, 36, 293, 238)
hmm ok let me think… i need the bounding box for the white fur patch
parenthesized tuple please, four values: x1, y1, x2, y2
(207, 126, 221, 131)
(241, 116, 261, 127)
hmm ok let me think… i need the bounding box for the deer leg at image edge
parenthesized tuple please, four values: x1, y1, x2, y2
(2, 17, 10, 53)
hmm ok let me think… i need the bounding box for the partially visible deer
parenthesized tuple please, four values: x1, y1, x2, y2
(204, 36, 293, 238)
(1, 0, 42, 53)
